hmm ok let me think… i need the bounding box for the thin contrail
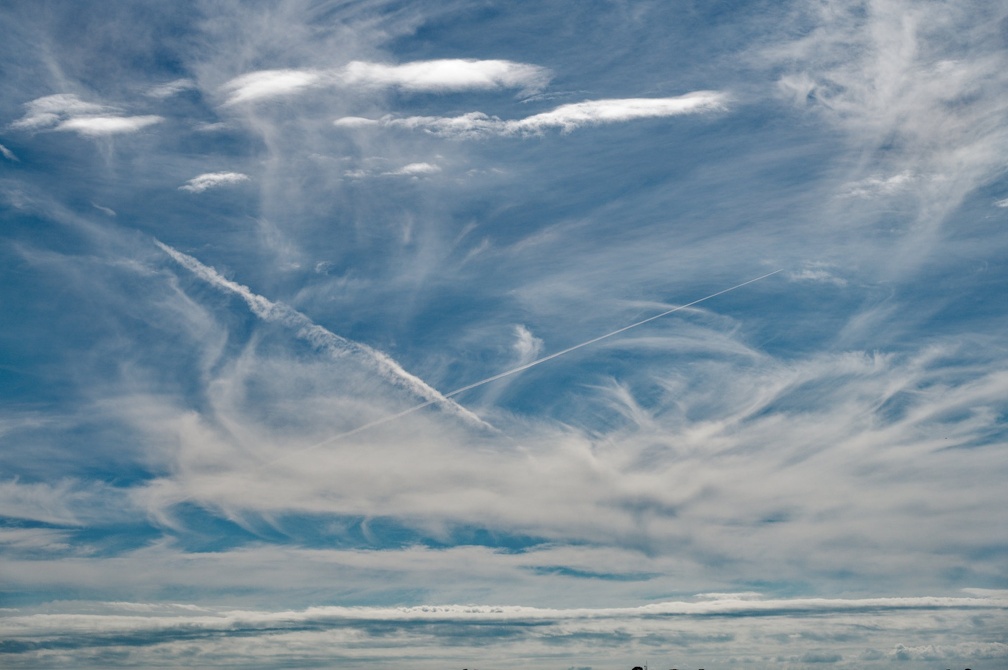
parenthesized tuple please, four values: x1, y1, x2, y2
(293, 268, 784, 457)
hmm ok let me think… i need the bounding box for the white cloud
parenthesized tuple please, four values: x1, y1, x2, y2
(147, 78, 197, 98)
(179, 172, 251, 193)
(382, 162, 441, 177)
(339, 58, 550, 94)
(55, 115, 163, 136)
(336, 92, 728, 138)
(9, 94, 163, 136)
(843, 171, 916, 198)
(0, 142, 18, 161)
(220, 69, 325, 105)
(787, 263, 848, 286)
(512, 324, 543, 364)
(220, 59, 550, 105)
(995, 197, 1008, 208)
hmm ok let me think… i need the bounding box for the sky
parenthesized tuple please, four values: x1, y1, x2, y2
(1, 0, 1007, 668)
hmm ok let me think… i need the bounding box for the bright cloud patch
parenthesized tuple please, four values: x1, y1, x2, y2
(56, 115, 163, 136)
(383, 162, 441, 176)
(0, 143, 17, 161)
(220, 59, 549, 105)
(339, 58, 549, 93)
(178, 172, 250, 193)
(9, 94, 162, 136)
(220, 69, 324, 105)
(336, 92, 728, 137)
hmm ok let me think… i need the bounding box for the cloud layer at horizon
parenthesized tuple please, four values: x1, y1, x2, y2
(1, 1, 1007, 668)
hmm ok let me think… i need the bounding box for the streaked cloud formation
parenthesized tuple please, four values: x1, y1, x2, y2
(336, 92, 727, 137)
(1, 0, 1007, 668)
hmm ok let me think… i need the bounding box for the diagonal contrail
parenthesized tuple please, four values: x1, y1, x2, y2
(293, 268, 784, 456)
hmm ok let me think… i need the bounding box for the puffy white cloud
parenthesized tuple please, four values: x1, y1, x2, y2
(178, 172, 250, 193)
(336, 92, 728, 138)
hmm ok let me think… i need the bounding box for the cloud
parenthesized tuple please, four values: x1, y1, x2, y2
(1, 592, 1004, 667)
(146, 78, 197, 99)
(154, 240, 488, 429)
(995, 197, 1008, 208)
(338, 58, 550, 94)
(512, 325, 544, 365)
(178, 172, 250, 193)
(55, 115, 163, 136)
(0, 142, 18, 161)
(382, 162, 441, 177)
(9, 94, 162, 136)
(220, 59, 550, 105)
(842, 171, 916, 198)
(220, 69, 325, 106)
(335, 92, 728, 138)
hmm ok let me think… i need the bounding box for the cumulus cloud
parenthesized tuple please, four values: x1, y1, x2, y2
(335, 92, 728, 138)
(220, 59, 550, 105)
(9, 94, 163, 136)
(178, 172, 250, 193)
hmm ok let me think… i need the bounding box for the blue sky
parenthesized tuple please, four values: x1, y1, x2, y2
(1, 0, 1007, 667)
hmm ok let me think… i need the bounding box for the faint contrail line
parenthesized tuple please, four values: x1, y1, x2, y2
(292, 268, 784, 457)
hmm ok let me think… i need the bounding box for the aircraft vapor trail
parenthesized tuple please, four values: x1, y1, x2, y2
(292, 268, 784, 456)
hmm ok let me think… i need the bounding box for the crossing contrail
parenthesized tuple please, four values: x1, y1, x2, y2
(293, 268, 784, 456)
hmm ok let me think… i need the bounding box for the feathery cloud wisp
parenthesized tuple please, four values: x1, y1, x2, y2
(335, 92, 728, 138)
(179, 172, 250, 193)
(0, 143, 17, 161)
(9, 94, 162, 136)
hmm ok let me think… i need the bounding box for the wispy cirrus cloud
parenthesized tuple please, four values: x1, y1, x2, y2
(9, 94, 163, 136)
(154, 240, 487, 429)
(146, 78, 197, 99)
(220, 59, 550, 105)
(178, 172, 250, 193)
(335, 92, 728, 138)
(0, 142, 18, 161)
